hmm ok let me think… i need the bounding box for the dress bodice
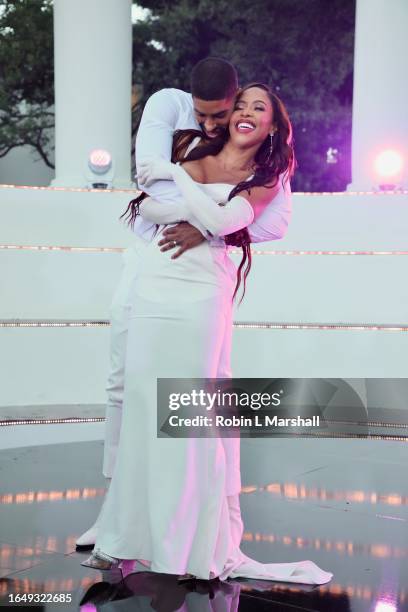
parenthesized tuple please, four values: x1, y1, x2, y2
(197, 181, 235, 204)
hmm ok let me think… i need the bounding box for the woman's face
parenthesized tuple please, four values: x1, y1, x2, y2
(229, 87, 275, 148)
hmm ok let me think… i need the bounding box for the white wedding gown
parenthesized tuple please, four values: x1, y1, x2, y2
(94, 181, 333, 585)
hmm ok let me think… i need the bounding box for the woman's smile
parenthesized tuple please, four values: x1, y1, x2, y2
(235, 120, 257, 134)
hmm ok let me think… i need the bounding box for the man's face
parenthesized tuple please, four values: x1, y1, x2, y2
(192, 97, 235, 139)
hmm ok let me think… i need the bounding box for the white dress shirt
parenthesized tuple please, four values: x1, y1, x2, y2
(134, 88, 292, 243)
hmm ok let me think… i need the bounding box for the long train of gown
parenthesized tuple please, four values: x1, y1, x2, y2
(94, 184, 332, 585)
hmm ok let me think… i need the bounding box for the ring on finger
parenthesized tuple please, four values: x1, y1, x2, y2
(173, 240, 178, 247)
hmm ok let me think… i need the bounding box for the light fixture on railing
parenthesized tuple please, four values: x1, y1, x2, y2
(374, 149, 404, 191)
(86, 149, 114, 189)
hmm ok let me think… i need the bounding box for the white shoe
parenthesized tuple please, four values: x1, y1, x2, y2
(76, 524, 98, 550)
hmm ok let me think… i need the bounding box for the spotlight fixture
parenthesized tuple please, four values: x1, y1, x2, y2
(86, 149, 114, 189)
(374, 149, 404, 190)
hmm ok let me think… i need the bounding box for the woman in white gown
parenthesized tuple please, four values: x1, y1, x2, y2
(82, 84, 333, 586)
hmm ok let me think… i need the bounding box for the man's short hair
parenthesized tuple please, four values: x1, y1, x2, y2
(190, 57, 238, 101)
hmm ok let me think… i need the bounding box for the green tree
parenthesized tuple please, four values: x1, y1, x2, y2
(132, 0, 355, 190)
(0, 0, 355, 188)
(0, 0, 54, 167)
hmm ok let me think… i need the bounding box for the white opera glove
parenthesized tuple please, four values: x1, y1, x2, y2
(247, 177, 292, 242)
(138, 196, 189, 225)
(137, 158, 175, 188)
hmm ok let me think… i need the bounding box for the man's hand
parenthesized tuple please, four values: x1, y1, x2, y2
(137, 158, 175, 188)
(158, 222, 206, 259)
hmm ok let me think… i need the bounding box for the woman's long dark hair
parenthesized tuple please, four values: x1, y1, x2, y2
(122, 83, 295, 302)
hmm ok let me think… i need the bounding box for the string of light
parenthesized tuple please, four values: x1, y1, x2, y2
(0, 417, 405, 439)
(0, 244, 124, 253)
(273, 432, 407, 441)
(246, 249, 408, 256)
(1, 320, 408, 331)
(233, 322, 408, 332)
(0, 183, 136, 194)
(325, 419, 408, 429)
(0, 417, 104, 427)
(1, 183, 408, 196)
(0, 321, 109, 327)
(1, 244, 407, 256)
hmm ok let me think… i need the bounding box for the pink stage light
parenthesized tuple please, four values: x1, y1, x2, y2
(89, 149, 111, 167)
(88, 148, 112, 175)
(374, 150, 403, 179)
(374, 600, 397, 612)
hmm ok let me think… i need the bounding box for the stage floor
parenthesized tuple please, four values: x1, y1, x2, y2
(0, 436, 406, 611)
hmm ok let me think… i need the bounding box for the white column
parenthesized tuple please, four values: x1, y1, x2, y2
(51, 0, 132, 188)
(349, 0, 408, 190)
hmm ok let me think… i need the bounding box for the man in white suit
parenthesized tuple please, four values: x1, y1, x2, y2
(76, 57, 292, 550)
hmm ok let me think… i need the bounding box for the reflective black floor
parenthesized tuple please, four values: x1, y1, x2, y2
(0, 437, 407, 610)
